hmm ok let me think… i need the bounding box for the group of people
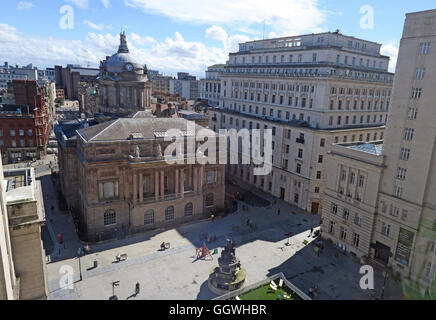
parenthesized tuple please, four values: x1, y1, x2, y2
(308, 286, 319, 298)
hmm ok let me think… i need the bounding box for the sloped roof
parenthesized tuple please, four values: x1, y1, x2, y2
(349, 143, 383, 155)
(78, 118, 209, 142)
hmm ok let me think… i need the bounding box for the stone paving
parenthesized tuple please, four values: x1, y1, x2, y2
(41, 178, 403, 300)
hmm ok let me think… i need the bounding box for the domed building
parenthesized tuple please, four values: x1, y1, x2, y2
(97, 32, 152, 116)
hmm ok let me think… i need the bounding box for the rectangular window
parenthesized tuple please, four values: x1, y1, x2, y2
(329, 221, 335, 234)
(404, 128, 415, 141)
(400, 148, 410, 161)
(353, 233, 360, 247)
(99, 181, 119, 200)
(412, 88, 422, 99)
(340, 228, 347, 241)
(419, 42, 431, 55)
(397, 168, 407, 180)
(296, 164, 302, 174)
(382, 223, 390, 237)
(408, 108, 418, 120)
(415, 68, 426, 79)
(207, 171, 217, 184)
(394, 186, 403, 198)
(354, 213, 362, 226)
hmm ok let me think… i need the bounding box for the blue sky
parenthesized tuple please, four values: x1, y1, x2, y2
(1, 0, 435, 77)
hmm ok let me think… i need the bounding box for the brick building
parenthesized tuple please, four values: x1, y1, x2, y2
(0, 80, 49, 164)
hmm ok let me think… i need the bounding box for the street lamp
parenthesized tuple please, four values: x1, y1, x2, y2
(77, 248, 83, 282)
(381, 267, 391, 300)
(110, 281, 120, 300)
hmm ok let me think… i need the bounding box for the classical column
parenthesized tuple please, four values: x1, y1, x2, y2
(199, 166, 204, 194)
(155, 170, 159, 201)
(139, 172, 143, 203)
(133, 172, 138, 204)
(160, 170, 165, 199)
(175, 169, 179, 196)
(180, 169, 185, 199)
(193, 166, 198, 193)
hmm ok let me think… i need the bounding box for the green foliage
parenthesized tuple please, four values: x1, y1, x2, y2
(55, 98, 65, 105)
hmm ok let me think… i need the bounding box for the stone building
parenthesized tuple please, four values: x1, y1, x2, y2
(56, 117, 225, 242)
(210, 31, 393, 214)
(322, 142, 385, 259)
(321, 10, 436, 295)
(200, 64, 225, 107)
(96, 32, 152, 117)
(0, 160, 48, 300)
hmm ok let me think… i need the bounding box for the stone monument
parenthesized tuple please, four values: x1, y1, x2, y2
(208, 239, 246, 295)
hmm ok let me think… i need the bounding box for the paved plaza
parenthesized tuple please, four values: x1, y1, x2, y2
(40, 173, 403, 300)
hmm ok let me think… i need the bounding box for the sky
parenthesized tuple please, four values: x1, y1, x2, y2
(1, 0, 435, 77)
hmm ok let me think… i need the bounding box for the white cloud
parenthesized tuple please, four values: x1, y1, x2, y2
(129, 32, 156, 46)
(101, 0, 111, 8)
(205, 25, 228, 42)
(124, 0, 325, 36)
(205, 25, 250, 53)
(17, 1, 34, 10)
(83, 20, 105, 31)
(381, 43, 399, 72)
(65, 0, 89, 9)
(0, 24, 226, 77)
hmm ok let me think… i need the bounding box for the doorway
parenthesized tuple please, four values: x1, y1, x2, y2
(311, 202, 319, 214)
(280, 188, 285, 200)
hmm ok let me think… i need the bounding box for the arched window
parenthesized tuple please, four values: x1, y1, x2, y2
(104, 209, 116, 226)
(165, 206, 175, 221)
(184, 203, 193, 217)
(144, 210, 154, 225)
(205, 193, 214, 207)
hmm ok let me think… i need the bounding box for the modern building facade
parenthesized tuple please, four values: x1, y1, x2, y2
(150, 73, 173, 95)
(55, 117, 225, 243)
(170, 72, 200, 100)
(210, 31, 393, 214)
(321, 10, 436, 295)
(54, 65, 99, 101)
(200, 64, 225, 107)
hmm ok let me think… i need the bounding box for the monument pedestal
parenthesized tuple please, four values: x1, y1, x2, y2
(208, 239, 246, 295)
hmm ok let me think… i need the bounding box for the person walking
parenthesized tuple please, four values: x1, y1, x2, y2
(277, 208, 281, 216)
(135, 282, 140, 296)
(309, 227, 314, 237)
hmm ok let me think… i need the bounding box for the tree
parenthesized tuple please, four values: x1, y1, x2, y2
(55, 98, 65, 106)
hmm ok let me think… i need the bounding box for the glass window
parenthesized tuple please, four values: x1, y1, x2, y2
(165, 206, 175, 221)
(184, 203, 193, 217)
(144, 210, 155, 225)
(104, 210, 116, 226)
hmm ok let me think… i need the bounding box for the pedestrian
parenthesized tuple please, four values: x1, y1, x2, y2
(309, 227, 314, 237)
(135, 282, 140, 295)
(277, 208, 281, 216)
(246, 219, 250, 226)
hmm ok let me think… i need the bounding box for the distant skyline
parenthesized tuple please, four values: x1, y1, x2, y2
(1, 0, 435, 77)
